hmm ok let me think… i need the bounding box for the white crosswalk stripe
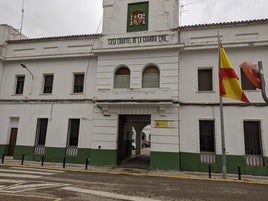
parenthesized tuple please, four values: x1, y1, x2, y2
(9, 166, 65, 173)
(0, 167, 67, 193)
(0, 167, 64, 179)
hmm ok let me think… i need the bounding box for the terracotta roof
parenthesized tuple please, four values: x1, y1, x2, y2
(179, 18, 268, 30)
(7, 34, 101, 43)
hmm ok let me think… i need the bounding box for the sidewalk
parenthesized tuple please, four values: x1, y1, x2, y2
(1, 156, 268, 185)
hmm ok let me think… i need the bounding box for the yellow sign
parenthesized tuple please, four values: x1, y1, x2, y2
(154, 120, 169, 128)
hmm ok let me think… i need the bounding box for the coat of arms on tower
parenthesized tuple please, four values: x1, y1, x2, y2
(127, 2, 148, 32)
(130, 9, 146, 26)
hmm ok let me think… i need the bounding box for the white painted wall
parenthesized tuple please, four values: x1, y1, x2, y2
(0, 24, 26, 45)
(0, 103, 93, 148)
(96, 49, 179, 99)
(92, 105, 179, 152)
(0, 57, 97, 100)
(179, 105, 268, 156)
(179, 48, 268, 103)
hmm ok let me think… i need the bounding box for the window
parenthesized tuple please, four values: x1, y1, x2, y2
(34, 118, 48, 146)
(114, 67, 130, 88)
(142, 66, 160, 88)
(43, 75, 54, 94)
(198, 69, 212, 91)
(244, 121, 262, 155)
(199, 120, 215, 152)
(67, 119, 80, 147)
(241, 69, 256, 90)
(73, 74, 84, 93)
(15, 75, 25, 94)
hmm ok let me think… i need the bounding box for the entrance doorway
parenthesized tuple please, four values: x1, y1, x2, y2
(8, 128, 18, 156)
(117, 115, 151, 169)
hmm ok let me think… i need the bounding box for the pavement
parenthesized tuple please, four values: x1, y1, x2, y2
(1, 155, 268, 185)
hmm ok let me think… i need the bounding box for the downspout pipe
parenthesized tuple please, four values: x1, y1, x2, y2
(258, 61, 268, 104)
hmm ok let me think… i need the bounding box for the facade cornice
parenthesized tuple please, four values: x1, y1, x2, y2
(0, 99, 94, 104)
(92, 44, 184, 54)
(182, 40, 268, 51)
(4, 53, 95, 61)
(178, 101, 267, 107)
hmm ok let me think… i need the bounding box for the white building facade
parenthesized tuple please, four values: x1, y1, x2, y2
(0, 0, 267, 175)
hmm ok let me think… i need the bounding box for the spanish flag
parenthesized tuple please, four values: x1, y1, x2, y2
(219, 43, 250, 103)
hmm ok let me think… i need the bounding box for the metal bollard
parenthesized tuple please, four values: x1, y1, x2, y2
(63, 156, 66, 168)
(238, 166, 241, 180)
(21, 155, 25, 165)
(208, 165, 212, 178)
(41, 155, 45, 166)
(85, 158, 89, 170)
(1, 154, 5, 164)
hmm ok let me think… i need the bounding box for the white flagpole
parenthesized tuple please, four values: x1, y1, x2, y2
(218, 31, 227, 179)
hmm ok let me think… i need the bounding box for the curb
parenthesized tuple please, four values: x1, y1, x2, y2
(1, 163, 268, 186)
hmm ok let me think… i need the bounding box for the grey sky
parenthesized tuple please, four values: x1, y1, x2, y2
(0, 0, 267, 38)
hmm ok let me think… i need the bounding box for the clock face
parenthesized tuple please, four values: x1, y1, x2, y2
(127, 2, 149, 32)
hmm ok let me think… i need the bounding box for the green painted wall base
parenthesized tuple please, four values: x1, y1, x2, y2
(151, 151, 180, 170)
(0, 144, 8, 155)
(90, 149, 117, 166)
(14, 145, 90, 164)
(9, 145, 268, 176)
(181, 152, 268, 176)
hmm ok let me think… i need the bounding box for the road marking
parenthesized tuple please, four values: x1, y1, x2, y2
(0, 173, 41, 179)
(0, 168, 55, 175)
(0, 180, 68, 193)
(0, 192, 61, 200)
(0, 179, 25, 183)
(62, 186, 162, 201)
(9, 167, 65, 173)
(0, 167, 68, 193)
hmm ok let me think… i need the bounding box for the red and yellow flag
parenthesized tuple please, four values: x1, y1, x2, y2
(219, 43, 249, 103)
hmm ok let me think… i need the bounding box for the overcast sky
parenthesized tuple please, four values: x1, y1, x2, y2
(0, 0, 267, 38)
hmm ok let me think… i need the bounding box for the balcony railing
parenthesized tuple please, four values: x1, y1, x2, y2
(95, 88, 173, 101)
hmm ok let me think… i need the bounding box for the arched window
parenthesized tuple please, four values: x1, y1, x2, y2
(142, 66, 160, 88)
(114, 67, 130, 88)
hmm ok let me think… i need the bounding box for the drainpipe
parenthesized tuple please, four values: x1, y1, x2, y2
(258, 61, 268, 104)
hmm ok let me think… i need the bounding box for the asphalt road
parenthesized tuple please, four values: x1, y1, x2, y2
(0, 166, 267, 201)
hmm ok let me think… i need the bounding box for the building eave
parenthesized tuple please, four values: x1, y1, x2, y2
(6, 34, 101, 44)
(178, 18, 268, 31)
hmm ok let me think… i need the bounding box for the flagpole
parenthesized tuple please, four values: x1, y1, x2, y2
(218, 31, 227, 179)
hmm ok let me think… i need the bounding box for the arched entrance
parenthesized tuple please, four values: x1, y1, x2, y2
(117, 115, 151, 169)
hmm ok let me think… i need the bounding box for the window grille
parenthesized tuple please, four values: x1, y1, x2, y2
(114, 67, 130, 88)
(199, 120, 215, 164)
(34, 118, 48, 155)
(66, 119, 80, 156)
(244, 121, 263, 167)
(142, 66, 160, 88)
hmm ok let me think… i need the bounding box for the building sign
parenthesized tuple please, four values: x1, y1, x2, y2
(154, 120, 175, 128)
(127, 2, 149, 32)
(107, 34, 168, 46)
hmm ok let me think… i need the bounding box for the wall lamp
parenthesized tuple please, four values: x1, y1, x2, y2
(20, 63, 34, 80)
